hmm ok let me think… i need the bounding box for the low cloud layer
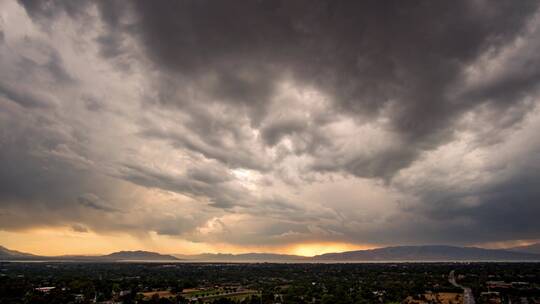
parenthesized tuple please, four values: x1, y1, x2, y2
(1, 0, 540, 251)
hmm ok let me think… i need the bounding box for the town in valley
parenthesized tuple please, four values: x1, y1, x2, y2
(1, 262, 540, 304)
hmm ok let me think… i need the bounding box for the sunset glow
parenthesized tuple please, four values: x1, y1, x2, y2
(1, 0, 540, 258)
(288, 243, 376, 257)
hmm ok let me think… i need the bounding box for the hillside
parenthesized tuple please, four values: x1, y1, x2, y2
(0, 246, 36, 259)
(507, 242, 540, 254)
(100, 250, 179, 261)
(313, 245, 540, 261)
(174, 252, 308, 261)
(0, 246, 178, 261)
(4, 244, 540, 262)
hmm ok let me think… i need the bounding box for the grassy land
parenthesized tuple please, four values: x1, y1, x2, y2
(180, 289, 260, 303)
(403, 292, 463, 304)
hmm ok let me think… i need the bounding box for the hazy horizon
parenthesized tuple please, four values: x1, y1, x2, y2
(1, 0, 540, 257)
(3, 242, 540, 259)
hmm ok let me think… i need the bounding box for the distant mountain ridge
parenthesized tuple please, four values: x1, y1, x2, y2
(507, 242, 540, 254)
(0, 247, 178, 261)
(173, 252, 309, 261)
(0, 245, 36, 258)
(2, 245, 540, 262)
(313, 245, 540, 261)
(100, 250, 179, 261)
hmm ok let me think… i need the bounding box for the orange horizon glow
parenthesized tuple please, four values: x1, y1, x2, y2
(2, 228, 535, 257)
(0, 229, 379, 257)
(287, 242, 376, 257)
(473, 239, 540, 250)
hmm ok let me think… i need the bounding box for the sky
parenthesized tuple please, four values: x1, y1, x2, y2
(1, 0, 540, 256)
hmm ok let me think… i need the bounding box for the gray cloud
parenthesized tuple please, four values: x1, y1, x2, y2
(77, 193, 119, 213)
(18, 0, 90, 24)
(2, 0, 540, 249)
(71, 224, 88, 233)
(118, 163, 249, 209)
(120, 0, 538, 178)
(0, 81, 56, 108)
(139, 122, 269, 171)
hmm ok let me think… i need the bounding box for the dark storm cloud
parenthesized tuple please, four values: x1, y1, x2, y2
(0, 104, 203, 235)
(16, 0, 540, 169)
(77, 193, 119, 213)
(6, 0, 540, 247)
(0, 81, 55, 108)
(400, 156, 540, 245)
(139, 124, 268, 171)
(312, 146, 419, 180)
(18, 0, 90, 22)
(0, 108, 110, 229)
(44, 51, 75, 83)
(0, 106, 81, 204)
(118, 163, 248, 209)
(186, 164, 233, 184)
(260, 118, 308, 147)
(71, 224, 88, 233)
(0, 38, 73, 108)
(117, 0, 538, 178)
(81, 95, 105, 112)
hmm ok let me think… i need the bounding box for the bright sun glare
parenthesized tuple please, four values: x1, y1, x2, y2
(289, 243, 374, 257)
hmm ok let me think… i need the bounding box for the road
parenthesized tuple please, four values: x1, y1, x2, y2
(449, 270, 475, 304)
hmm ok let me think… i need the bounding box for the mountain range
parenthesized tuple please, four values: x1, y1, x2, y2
(507, 243, 540, 254)
(99, 251, 179, 261)
(313, 245, 540, 261)
(0, 245, 36, 258)
(0, 247, 178, 261)
(2, 244, 540, 262)
(173, 252, 309, 261)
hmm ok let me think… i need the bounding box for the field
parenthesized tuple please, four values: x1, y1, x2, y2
(140, 290, 175, 300)
(180, 288, 259, 303)
(404, 292, 463, 304)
